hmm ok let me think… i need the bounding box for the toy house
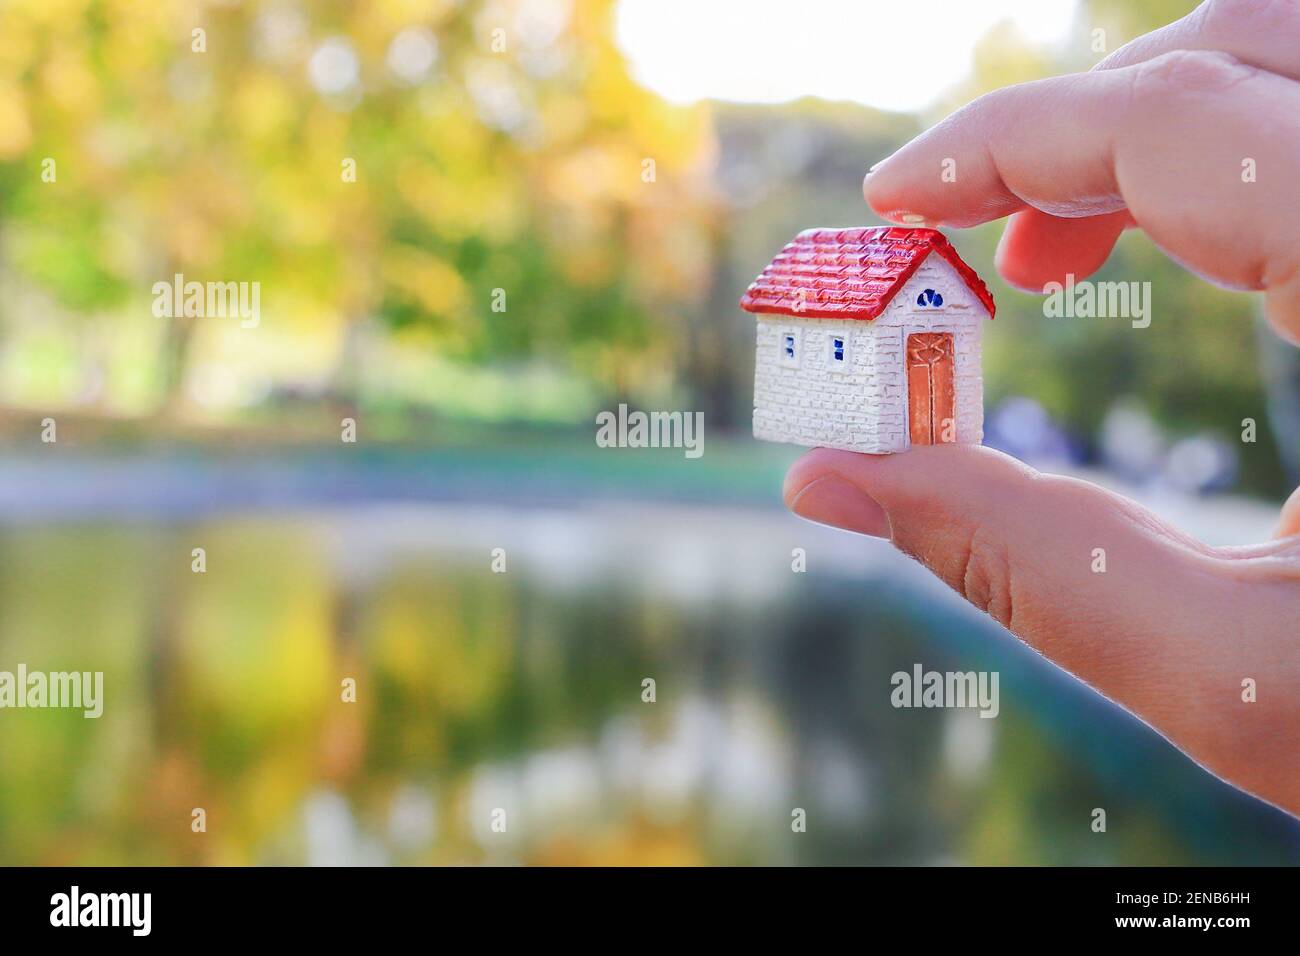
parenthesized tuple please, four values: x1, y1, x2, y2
(740, 226, 995, 454)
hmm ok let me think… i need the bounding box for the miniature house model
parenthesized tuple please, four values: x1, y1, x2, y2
(740, 227, 995, 454)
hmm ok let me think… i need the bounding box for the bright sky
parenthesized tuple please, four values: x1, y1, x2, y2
(615, 0, 1079, 113)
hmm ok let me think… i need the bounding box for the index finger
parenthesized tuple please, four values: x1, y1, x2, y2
(1096, 0, 1300, 80)
(996, 0, 1300, 291)
(862, 51, 1300, 339)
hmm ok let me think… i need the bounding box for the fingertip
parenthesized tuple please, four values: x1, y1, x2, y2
(784, 449, 892, 537)
(786, 474, 892, 537)
(863, 155, 943, 227)
(994, 209, 1128, 290)
(862, 160, 892, 210)
(993, 230, 1055, 293)
(782, 447, 866, 506)
(1276, 485, 1300, 539)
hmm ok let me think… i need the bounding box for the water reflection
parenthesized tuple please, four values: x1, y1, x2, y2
(0, 503, 1296, 866)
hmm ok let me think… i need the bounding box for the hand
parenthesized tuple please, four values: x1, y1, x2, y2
(784, 0, 1300, 817)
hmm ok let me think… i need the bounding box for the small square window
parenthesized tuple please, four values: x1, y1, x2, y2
(779, 328, 801, 367)
(827, 333, 849, 367)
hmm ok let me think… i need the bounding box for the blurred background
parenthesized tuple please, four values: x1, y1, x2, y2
(1, 0, 1298, 865)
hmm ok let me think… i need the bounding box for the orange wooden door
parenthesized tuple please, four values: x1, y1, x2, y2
(906, 332, 955, 445)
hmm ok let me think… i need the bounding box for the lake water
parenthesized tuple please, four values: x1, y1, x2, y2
(1, 490, 1296, 865)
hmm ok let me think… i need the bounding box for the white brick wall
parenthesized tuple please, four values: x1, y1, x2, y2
(752, 255, 986, 454)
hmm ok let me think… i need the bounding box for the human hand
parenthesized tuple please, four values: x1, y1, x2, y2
(784, 0, 1300, 817)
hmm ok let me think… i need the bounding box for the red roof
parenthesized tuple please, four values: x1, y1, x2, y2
(739, 226, 995, 321)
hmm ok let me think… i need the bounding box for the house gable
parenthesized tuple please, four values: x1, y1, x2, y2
(874, 253, 991, 328)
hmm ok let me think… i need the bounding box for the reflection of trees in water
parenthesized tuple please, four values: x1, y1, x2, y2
(764, 581, 950, 864)
(3, 525, 1296, 865)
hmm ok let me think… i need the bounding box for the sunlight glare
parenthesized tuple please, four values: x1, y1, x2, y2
(615, 0, 1079, 113)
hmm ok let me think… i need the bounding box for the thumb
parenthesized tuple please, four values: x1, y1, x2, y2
(783, 445, 1237, 720)
(1277, 484, 1300, 538)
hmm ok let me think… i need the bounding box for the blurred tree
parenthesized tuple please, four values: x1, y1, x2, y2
(0, 0, 718, 412)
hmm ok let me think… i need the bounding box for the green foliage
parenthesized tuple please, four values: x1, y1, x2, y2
(0, 0, 1286, 492)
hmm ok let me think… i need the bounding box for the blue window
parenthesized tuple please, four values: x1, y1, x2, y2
(831, 336, 845, 362)
(916, 288, 944, 307)
(783, 334, 796, 358)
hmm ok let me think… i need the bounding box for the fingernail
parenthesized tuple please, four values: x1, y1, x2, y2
(877, 211, 930, 227)
(788, 475, 890, 538)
